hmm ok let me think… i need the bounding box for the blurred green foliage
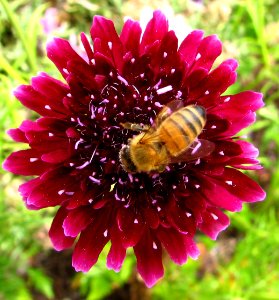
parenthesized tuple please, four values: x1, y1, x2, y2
(0, 0, 278, 299)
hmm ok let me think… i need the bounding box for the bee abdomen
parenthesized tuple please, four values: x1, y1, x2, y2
(159, 105, 206, 156)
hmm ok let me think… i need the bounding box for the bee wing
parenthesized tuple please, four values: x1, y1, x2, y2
(153, 139, 215, 168)
(156, 100, 184, 126)
(170, 139, 215, 163)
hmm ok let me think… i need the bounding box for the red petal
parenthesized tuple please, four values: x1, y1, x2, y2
(14, 85, 66, 118)
(7, 128, 28, 143)
(200, 173, 243, 212)
(210, 91, 264, 136)
(72, 210, 110, 272)
(31, 73, 69, 114)
(3, 149, 49, 175)
(47, 38, 84, 79)
(189, 59, 238, 101)
(166, 196, 196, 235)
(117, 207, 145, 247)
(63, 206, 94, 237)
(49, 206, 75, 250)
(120, 19, 142, 56)
(67, 59, 98, 91)
(134, 230, 164, 288)
(156, 227, 188, 265)
(80, 32, 94, 62)
(218, 168, 266, 203)
(179, 30, 204, 69)
(143, 207, 160, 229)
(140, 10, 168, 54)
(198, 207, 230, 240)
(107, 224, 127, 272)
(27, 168, 78, 208)
(192, 34, 222, 72)
(91, 16, 124, 71)
(41, 148, 71, 163)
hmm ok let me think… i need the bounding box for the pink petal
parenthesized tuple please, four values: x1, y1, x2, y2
(3, 149, 49, 175)
(72, 210, 110, 272)
(140, 10, 168, 54)
(134, 230, 164, 288)
(198, 207, 230, 240)
(63, 206, 94, 237)
(91, 16, 124, 71)
(107, 224, 127, 272)
(49, 206, 75, 250)
(47, 38, 84, 79)
(120, 19, 142, 56)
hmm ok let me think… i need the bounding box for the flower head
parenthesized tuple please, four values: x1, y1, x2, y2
(3, 10, 265, 287)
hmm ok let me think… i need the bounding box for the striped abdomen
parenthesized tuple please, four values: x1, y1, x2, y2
(158, 105, 206, 157)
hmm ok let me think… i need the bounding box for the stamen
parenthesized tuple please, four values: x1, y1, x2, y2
(117, 75, 128, 86)
(89, 176, 101, 184)
(157, 85, 173, 95)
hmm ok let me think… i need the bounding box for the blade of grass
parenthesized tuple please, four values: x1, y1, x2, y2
(0, 0, 37, 71)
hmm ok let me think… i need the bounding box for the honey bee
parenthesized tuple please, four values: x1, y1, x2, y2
(119, 100, 214, 173)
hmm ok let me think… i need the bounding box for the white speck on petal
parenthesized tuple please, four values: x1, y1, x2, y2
(226, 180, 233, 186)
(195, 53, 201, 60)
(30, 158, 38, 162)
(205, 90, 210, 95)
(58, 189, 65, 195)
(163, 51, 167, 58)
(211, 213, 219, 220)
(44, 105, 51, 110)
(219, 151, 225, 156)
(134, 218, 138, 224)
(108, 41, 112, 49)
(186, 212, 192, 217)
(62, 68, 69, 74)
(103, 229, 108, 237)
(195, 184, 200, 189)
(211, 125, 217, 129)
(153, 242, 158, 249)
(224, 97, 231, 102)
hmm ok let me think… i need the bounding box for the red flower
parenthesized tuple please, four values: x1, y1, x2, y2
(3, 11, 265, 287)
